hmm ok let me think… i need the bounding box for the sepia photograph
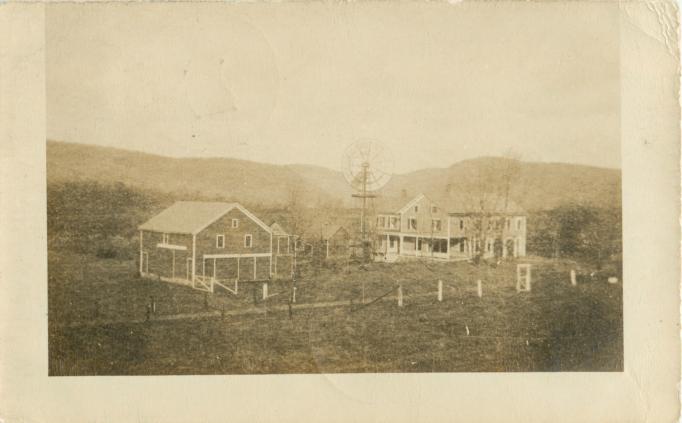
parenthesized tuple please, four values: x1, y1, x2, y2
(44, 2, 627, 376)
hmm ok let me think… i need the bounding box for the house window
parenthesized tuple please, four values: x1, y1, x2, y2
(506, 218, 511, 230)
(390, 238, 396, 248)
(414, 205, 419, 213)
(232, 219, 239, 228)
(244, 234, 252, 248)
(459, 219, 464, 230)
(378, 216, 386, 228)
(487, 240, 492, 253)
(162, 233, 170, 244)
(216, 234, 225, 248)
(487, 220, 493, 231)
(417, 239, 423, 250)
(460, 242, 465, 253)
(432, 219, 442, 231)
(431, 205, 438, 214)
(408, 218, 417, 230)
(390, 217, 399, 229)
(517, 218, 522, 230)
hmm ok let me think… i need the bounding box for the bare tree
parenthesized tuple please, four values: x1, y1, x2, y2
(461, 151, 523, 264)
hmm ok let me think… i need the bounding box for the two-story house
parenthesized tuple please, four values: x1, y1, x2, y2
(138, 201, 274, 291)
(374, 193, 527, 262)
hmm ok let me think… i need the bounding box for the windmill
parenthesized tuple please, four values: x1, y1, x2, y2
(342, 140, 394, 261)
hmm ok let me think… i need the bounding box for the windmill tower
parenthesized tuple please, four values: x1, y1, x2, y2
(342, 140, 394, 261)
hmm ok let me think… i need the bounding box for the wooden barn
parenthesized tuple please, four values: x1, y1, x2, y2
(138, 201, 273, 292)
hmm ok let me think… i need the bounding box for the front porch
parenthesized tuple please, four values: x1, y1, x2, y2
(376, 233, 471, 261)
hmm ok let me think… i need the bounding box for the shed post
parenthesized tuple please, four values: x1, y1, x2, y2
(269, 232, 273, 277)
(139, 230, 144, 275)
(172, 250, 176, 280)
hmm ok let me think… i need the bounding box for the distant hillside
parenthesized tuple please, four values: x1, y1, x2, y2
(47, 141, 621, 211)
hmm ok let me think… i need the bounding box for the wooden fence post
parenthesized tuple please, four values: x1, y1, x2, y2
(262, 282, 268, 300)
(477, 280, 482, 298)
(397, 285, 403, 307)
(437, 280, 443, 302)
(292, 286, 297, 303)
(570, 270, 577, 286)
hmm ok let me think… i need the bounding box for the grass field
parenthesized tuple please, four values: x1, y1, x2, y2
(48, 251, 623, 375)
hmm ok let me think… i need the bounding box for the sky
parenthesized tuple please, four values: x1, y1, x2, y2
(47, 2, 620, 174)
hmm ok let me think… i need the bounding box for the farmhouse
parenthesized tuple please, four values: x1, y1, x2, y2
(375, 193, 527, 262)
(138, 201, 274, 291)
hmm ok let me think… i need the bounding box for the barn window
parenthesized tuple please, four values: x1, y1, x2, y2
(216, 234, 225, 248)
(162, 233, 170, 244)
(244, 234, 252, 248)
(232, 219, 239, 228)
(432, 219, 442, 231)
(408, 218, 417, 230)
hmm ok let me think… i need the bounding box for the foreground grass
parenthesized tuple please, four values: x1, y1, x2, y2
(48, 251, 623, 374)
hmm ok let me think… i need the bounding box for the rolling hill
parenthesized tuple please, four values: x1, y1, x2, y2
(47, 141, 621, 211)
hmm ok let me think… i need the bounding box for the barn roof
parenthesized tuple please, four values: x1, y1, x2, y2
(138, 201, 272, 235)
(306, 222, 347, 240)
(270, 222, 290, 236)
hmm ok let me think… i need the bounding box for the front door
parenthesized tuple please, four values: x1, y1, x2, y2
(388, 236, 399, 253)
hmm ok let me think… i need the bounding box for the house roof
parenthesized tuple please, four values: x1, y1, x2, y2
(138, 201, 272, 235)
(376, 192, 525, 215)
(436, 192, 525, 215)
